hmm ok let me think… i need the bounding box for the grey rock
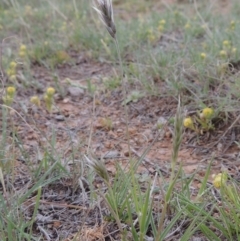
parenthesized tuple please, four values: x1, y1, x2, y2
(68, 86, 84, 98)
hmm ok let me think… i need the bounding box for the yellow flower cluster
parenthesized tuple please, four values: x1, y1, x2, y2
(200, 52, 206, 60)
(219, 40, 237, 59)
(184, 107, 214, 131)
(212, 173, 227, 188)
(183, 117, 194, 129)
(201, 107, 214, 119)
(30, 96, 41, 107)
(19, 44, 27, 58)
(219, 50, 227, 58)
(158, 19, 166, 32)
(25, 5, 33, 16)
(232, 47, 237, 54)
(6, 61, 17, 81)
(184, 23, 191, 30)
(2, 86, 16, 106)
(230, 20, 235, 30)
(147, 28, 156, 43)
(44, 87, 56, 112)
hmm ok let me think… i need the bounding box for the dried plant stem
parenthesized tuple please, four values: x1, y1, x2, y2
(156, 96, 183, 239)
(114, 39, 132, 160)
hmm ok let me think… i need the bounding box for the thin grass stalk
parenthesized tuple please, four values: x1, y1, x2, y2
(156, 96, 183, 240)
(93, 0, 132, 160)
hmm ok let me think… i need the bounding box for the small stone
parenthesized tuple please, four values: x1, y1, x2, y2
(217, 143, 223, 152)
(157, 116, 167, 127)
(68, 86, 84, 98)
(103, 150, 119, 159)
(55, 115, 65, 121)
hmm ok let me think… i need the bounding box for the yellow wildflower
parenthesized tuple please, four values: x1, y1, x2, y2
(212, 173, 227, 188)
(200, 53, 206, 60)
(184, 23, 191, 29)
(202, 107, 214, 119)
(9, 75, 17, 82)
(219, 50, 227, 58)
(7, 68, 16, 77)
(9, 61, 17, 69)
(223, 40, 230, 48)
(2, 95, 14, 106)
(19, 51, 27, 58)
(159, 19, 166, 25)
(46, 87, 55, 97)
(30, 96, 41, 107)
(19, 44, 27, 58)
(20, 44, 27, 52)
(6, 86, 16, 97)
(183, 117, 194, 129)
(25, 5, 33, 15)
(44, 94, 53, 112)
(232, 47, 237, 54)
(230, 20, 235, 30)
(158, 25, 164, 32)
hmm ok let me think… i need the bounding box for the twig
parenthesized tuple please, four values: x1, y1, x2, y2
(211, 114, 240, 148)
(130, 147, 168, 174)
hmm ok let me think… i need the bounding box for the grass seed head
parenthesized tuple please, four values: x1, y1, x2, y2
(85, 155, 109, 183)
(94, 0, 116, 38)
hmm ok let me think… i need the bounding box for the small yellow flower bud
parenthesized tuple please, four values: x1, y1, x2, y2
(200, 52, 206, 60)
(202, 107, 214, 119)
(159, 19, 166, 25)
(44, 94, 53, 112)
(213, 173, 227, 188)
(230, 20, 235, 30)
(184, 23, 191, 29)
(19, 50, 27, 58)
(20, 44, 27, 52)
(46, 87, 55, 97)
(232, 47, 237, 54)
(6, 86, 16, 96)
(2, 95, 14, 106)
(183, 117, 194, 129)
(9, 61, 17, 69)
(158, 25, 164, 32)
(9, 75, 17, 82)
(148, 33, 156, 43)
(223, 40, 230, 48)
(30, 96, 41, 107)
(219, 50, 227, 58)
(7, 68, 16, 77)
